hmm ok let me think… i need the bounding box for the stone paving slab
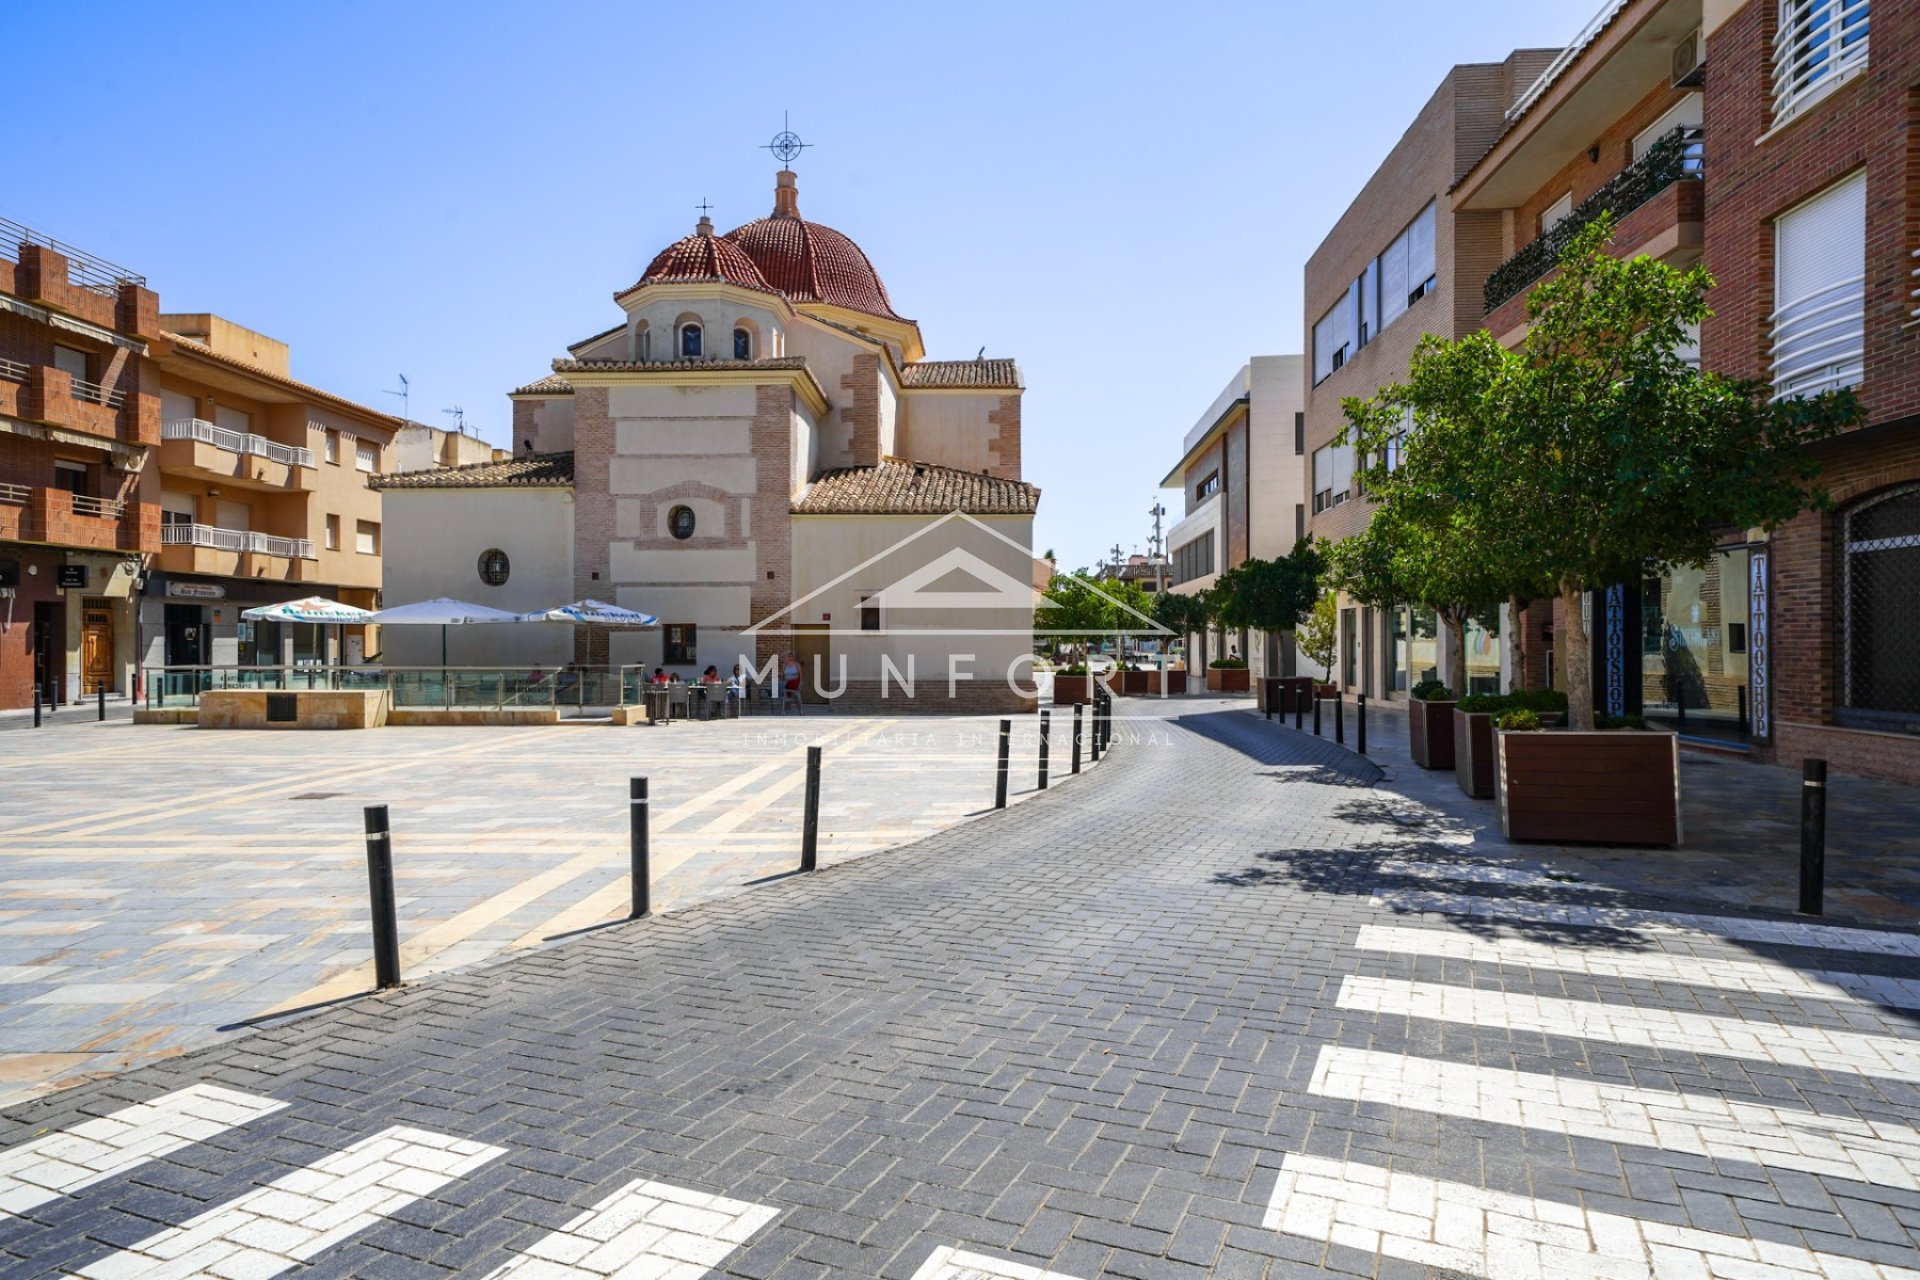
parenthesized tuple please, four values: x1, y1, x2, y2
(0, 697, 1914, 1278)
(0, 710, 1106, 1105)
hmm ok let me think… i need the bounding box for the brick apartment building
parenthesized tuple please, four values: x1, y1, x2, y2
(1301, 50, 1558, 701)
(0, 220, 160, 710)
(1298, 0, 1917, 782)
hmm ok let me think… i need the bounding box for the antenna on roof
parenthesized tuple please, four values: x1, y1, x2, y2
(976, 346, 986, 360)
(383, 373, 410, 425)
(443, 405, 466, 434)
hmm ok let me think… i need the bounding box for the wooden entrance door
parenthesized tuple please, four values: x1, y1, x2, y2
(81, 598, 113, 694)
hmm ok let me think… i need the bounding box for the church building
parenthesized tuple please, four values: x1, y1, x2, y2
(377, 167, 1040, 709)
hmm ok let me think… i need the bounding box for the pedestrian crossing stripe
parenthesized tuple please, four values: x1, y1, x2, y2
(911, 1245, 1090, 1279)
(1339, 975, 1920, 1078)
(1370, 887, 1920, 957)
(72, 1125, 503, 1280)
(1354, 923, 1920, 1013)
(478, 1177, 777, 1278)
(1310, 1046, 1920, 1191)
(1265, 1153, 1920, 1280)
(0, 1085, 285, 1219)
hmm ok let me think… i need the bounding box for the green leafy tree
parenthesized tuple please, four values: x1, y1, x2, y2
(1213, 537, 1326, 672)
(1344, 216, 1859, 729)
(1035, 570, 1114, 663)
(1296, 591, 1338, 676)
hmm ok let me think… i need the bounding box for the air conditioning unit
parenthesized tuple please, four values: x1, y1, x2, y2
(1671, 28, 1705, 88)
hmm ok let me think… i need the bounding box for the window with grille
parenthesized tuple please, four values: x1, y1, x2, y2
(1841, 485, 1920, 729)
(665, 624, 697, 665)
(1774, 0, 1869, 122)
(1772, 169, 1865, 401)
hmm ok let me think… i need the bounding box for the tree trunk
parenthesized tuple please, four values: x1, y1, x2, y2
(1507, 597, 1529, 692)
(1444, 611, 1467, 696)
(1561, 581, 1594, 731)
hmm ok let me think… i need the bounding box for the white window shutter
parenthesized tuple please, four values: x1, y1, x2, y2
(1772, 168, 1866, 400)
(1407, 203, 1437, 288)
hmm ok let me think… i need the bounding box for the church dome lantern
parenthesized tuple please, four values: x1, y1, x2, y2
(724, 170, 906, 322)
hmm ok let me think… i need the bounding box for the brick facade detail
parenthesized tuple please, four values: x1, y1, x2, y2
(750, 383, 796, 668)
(986, 395, 1021, 480)
(840, 354, 882, 467)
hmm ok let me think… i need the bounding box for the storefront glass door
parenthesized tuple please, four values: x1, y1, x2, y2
(1642, 547, 1751, 739)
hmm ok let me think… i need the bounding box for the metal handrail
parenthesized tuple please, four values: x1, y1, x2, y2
(70, 494, 126, 519)
(1506, 0, 1632, 124)
(0, 214, 147, 293)
(0, 357, 27, 383)
(0, 482, 27, 505)
(68, 374, 127, 409)
(1483, 126, 1704, 314)
(161, 418, 314, 468)
(159, 522, 314, 559)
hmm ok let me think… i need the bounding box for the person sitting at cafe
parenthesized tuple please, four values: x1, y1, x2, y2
(651, 667, 670, 685)
(701, 665, 722, 684)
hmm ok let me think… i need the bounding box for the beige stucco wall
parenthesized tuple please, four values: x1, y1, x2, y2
(303, 406, 393, 591)
(378, 486, 574, 668)
(897, 392, 1003, 474)
(785, 514, 1037, 692)
(1247, 355, 1305, 561)
(612, 294, 788, 362)
(513, 396, 575, 455)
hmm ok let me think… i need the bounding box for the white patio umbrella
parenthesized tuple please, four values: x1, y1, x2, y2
(241, 596, 375, 667)
(517, 598, 658, 675)
(367, 597, 522, 667)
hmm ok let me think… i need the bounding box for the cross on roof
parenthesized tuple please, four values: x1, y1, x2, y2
(695, 197, 714, 217)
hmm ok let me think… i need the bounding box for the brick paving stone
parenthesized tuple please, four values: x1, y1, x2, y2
(0, 697, 1914, 1277)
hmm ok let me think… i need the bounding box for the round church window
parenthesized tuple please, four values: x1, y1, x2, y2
(478, 548, 511, 586)
(668, 506, 696, 540)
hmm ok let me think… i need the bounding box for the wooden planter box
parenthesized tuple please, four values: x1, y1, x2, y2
(1207, 667, 1250, 693)
(1147, 669, 1187, 695)
(1052, 674, 1093, 705)
(1496, 729, 1682, 846)
(1453, 710, 1496, 796)
(1109, 669, 1149, 695)
(1408, 697, 1457, 770)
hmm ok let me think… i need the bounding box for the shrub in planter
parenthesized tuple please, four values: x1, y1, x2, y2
(1408, 682, 1457, 771)
(1206, 658, 1250, 693)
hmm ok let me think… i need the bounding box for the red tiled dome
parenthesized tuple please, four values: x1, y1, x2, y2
(621, 221, 777, 300)
(724, 171, 904, 321)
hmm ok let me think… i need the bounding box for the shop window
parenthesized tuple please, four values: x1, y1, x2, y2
(1841, 485, 1920, 727)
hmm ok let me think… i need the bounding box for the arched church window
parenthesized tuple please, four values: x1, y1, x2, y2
(1841, 484, 1920, 723)
(680, 324, 702, 358)
(668, 505, 696, 540)
(637, 327, 651, 361)
(734, 327, 752, 360)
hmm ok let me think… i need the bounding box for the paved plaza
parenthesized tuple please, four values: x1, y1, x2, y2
(1, 696, 1917, 1277)
(0, 710, 1098, 1104)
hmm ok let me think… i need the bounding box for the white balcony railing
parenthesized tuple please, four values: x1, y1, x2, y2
(161, 418, 314, 469)
(161, 522, 314, 560)
(68, 375, 127, 409)
(0, 482, 28, 505)
(0, 358, 28, 383)
(70, 494, 126, 519)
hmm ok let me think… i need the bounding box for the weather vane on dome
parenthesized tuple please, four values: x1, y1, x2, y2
(762, 111, 810, 166)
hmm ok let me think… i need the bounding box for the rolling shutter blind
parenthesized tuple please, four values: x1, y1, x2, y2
(1772, 169, 1865, 400)
(1407, 204, 1437, 292)
(1378, 233, 1409, 330)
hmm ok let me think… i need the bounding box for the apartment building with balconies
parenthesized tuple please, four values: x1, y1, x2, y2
(143, 313, 400, 671)
(0, 218, 160, 709)
(1451, 0, 1715, 730)
(1158, 354, 1308, 678)
(1300, 50, 1558, 701)
(1695, 0, 1919, 783)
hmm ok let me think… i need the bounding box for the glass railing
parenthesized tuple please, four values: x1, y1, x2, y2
(142, 665, 639, 713)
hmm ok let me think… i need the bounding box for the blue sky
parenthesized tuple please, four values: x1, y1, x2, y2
(17, 0, 1600, 569)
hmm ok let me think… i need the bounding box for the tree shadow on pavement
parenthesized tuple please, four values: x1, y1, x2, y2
(1171, 708, 1383, 785)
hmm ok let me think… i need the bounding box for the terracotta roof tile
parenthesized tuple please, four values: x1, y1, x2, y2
(373, 451, 575, 490)
(724, 216, 905, 321)
(900, 359, 1023, 390)
(618, 227, 780, 301)
(552, 356, 810, 374)
(794, 457, 1039, 516)
(510, 374, 573, 396)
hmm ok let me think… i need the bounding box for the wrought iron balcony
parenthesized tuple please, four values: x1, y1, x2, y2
(1484, 125, 1703, 315)
(1, 214, 148, 296)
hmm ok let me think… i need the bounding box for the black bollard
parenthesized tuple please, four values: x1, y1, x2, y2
(1674, 687, 1686, 726)
(362, 805, 402, 990)
(33, 684, 41, 728)
(1038, 710, 1051, 790)
(1071, 704, 1083, 775)
(1264, 677, 1275, 721)
(801, 746, 822, 872)
(1313, 694, 1322, 737)
(1294, 685, 1303, 732)
(1798, 758, 1827, 916)
(1090, 700, 1103, 763)
(629, 777, 650, 919)
(1358, 693, 1367, 755)
(995, 718, 1012, 808)
(1335, 692, 1345, 746)
(97, 681, 105, 722)
(1737, 686, 1750, 738)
